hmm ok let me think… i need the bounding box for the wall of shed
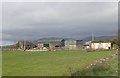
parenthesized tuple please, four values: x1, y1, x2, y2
(91, 43, 111, 50)
(37, 41, 63, 50)
(64, 40, 77, 50)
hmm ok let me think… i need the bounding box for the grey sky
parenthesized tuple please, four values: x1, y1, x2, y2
(2, 2, 118, 45)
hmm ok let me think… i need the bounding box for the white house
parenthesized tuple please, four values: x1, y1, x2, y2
(91, 42, 111, 50)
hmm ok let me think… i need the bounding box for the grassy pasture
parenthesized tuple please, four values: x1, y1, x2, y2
(2, 50, 118, 76)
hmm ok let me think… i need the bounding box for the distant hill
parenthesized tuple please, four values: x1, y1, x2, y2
(82, 35, 117, 42)
(33, 37, 77, 44)
(34, 36, 117, 44)
(2, 44, 16, 49)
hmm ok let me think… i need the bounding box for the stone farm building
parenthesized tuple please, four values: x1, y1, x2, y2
(17, 40, 36, 50)
(36, 39, 83, 50)
(17, 38, 83, 51)
(64, 39, 83, 50)
(36, 39, 64, 50)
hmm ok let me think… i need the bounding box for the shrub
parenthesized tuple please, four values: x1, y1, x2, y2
(69, 62, 112, 76)
(86, 49, 110, 52)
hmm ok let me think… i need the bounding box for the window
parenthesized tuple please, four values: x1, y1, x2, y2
(43, 44, 49, 47)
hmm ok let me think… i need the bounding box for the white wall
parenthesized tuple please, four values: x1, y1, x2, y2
(91, 43, 111, 49)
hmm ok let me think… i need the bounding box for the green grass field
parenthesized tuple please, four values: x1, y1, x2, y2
(2, 50, 118, 76)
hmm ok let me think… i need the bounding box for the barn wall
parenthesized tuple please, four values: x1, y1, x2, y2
(64, 40, 77, 50)
(91, 43, 111, 50)
(37, 43, 43, 49)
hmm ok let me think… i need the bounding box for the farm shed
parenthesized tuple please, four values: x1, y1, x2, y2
(76, 40, 84, 49)
(91, 42, 111, 50)
(36, 38, 83, 50)
(84, 41, 92, 49)
(36, 39, 64, 50)
(34, 38, 83, 50)
(63, 39, 77, 50)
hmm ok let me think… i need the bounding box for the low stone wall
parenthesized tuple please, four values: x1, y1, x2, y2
(26, 49, 48, 52)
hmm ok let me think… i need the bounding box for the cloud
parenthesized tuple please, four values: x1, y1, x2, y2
(2, 2, 118, 45)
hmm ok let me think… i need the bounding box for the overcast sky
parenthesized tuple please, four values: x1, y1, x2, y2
(2, 2, 118, 46)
